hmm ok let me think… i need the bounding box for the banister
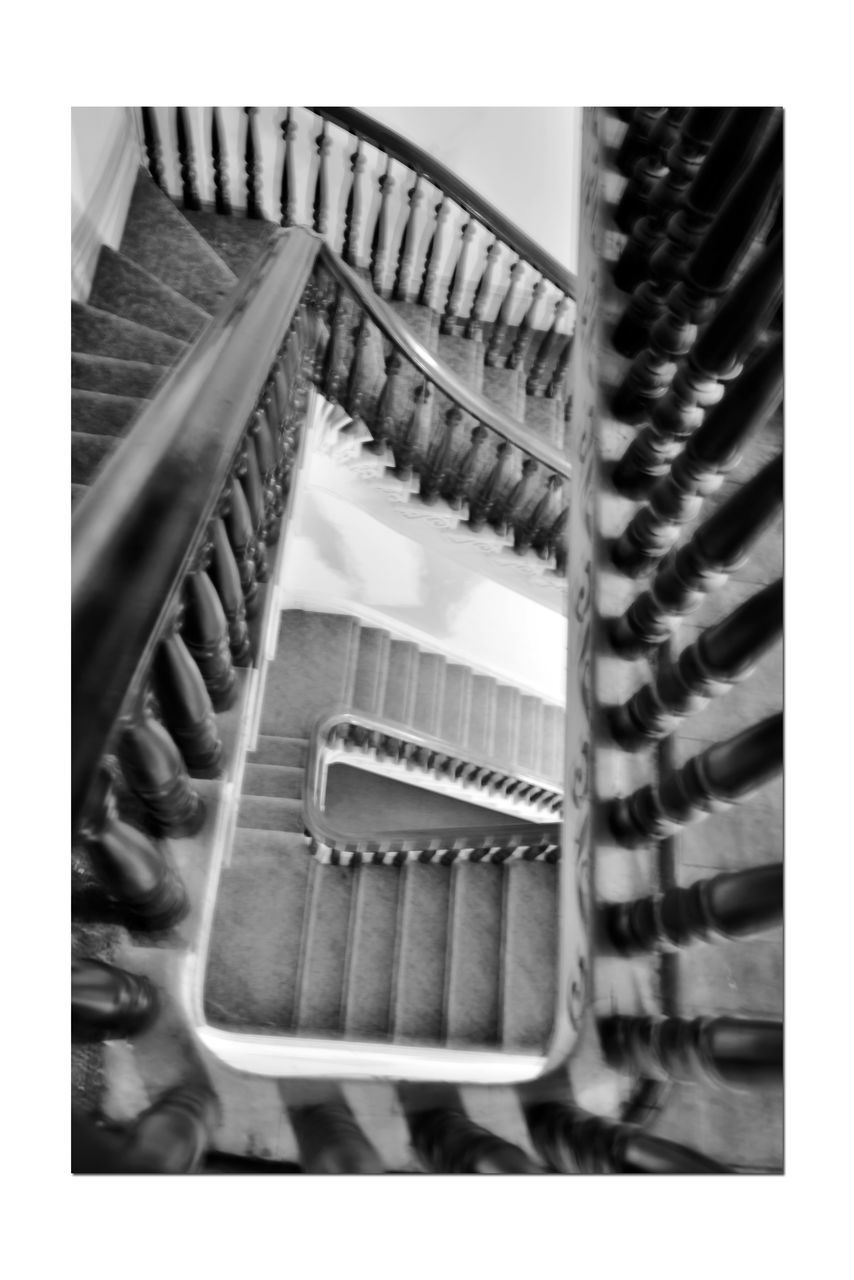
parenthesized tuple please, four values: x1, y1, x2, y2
(310, 107, 578, 300)
(71, 226, 322, 831)
(317, 243, 572, 479)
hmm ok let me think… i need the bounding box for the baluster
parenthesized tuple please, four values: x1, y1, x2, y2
(527, 1101, 728, 1172)
(611, 579, 782, 749)
(546, 331, 574, 399)
(603, 862, 783, 955)
(279, 108, 298, 227)
(532, 496, 569, 564)
(410, 1108, 542, 1174)
(151, 620, 223, 779)
(289, 1102, 384, 1173)
(506, 276, 547, 369)
(119, 1082, 219, 1173)
(485, 258, 525, 367)
(613, 338, 783, 577)
(243, 107, 262, 220)
(182, 567, 238, 712)
(323, 284, 356, 404)
(419, 405, 465, 503)
(223, 479, 260, 618)
(465, 239, 500, 340)
(311, 119, 331, 236)
(210, 107, 231, 215)
(609, 711, 783, 847)
(370, 156, 396, 296)
(118, 707, 206, 837)
(441, 218, 478, 335)
(418, 198, 452, 308)
(613, 117, 783, 424)
(526, 296, 572, 395)
(80, 761, 192, 923)
(175, 107, 201, 211)
(442, 423, 489, 509)
(140, 107, 164, 189)
(610, 453, 782, 657)
(366, 348, 405, 455)
(613, 230, 783, 496)
(236, 440, 270, 581)
(614, 118, 672, 235)
(614, 108, 668, 176)
(391, 380, 432, 478)
(341, 137, 366, 265)
(495, 456, 540, 536)
(466, 440, 521, 531)
(614, 108, 775, 351)
(72, 957, 159, 1040)
(251, 395, 283, 543)
(601, 1015, 783, 1088)
(512, 473, 564, 555)
(393, 173, 425, 300)
(207, 516, 252, 665)
(344, 309, 381, 422)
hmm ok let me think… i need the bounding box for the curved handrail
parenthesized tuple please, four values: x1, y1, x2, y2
(318, 243, 572, 480)
(310, 107, 577, 301)
(71, 227, 322, 830)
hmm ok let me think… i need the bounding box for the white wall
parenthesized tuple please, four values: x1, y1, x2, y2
(71, 107, 142, 300)
(359, 107, 581, 272)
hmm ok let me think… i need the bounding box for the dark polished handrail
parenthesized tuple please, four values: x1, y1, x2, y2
(318, 244, 572, 479)
(310, 107, 577, 300)
(71, 227, 321, 831)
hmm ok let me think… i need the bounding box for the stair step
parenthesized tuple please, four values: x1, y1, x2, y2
(88, 245, 211, 342)
(380, 640, 418, 725)
(242, 763, 304, 800)
(438, 664, 473, 747)
(71, 302, 188, 365)
(343, 864, 401, 1038)
(71, 388, 146, 438)
(71, 352, 170, 399)
(495, 685, 522, 766)
(237, 795, 303, 832)
(410, 652, 446, 739)
(540, 705, 565, 785)
(435, 331, 484, 395)
(296, 862, 356, 1033)
(466, 675, 498, 759)
(392, 863, 451, 1044)
(351, 626, 391, 717)
(445, 862, 503, 1046)
(522, 394, 563, 450)
(71, 431, 119, 486)
(181, 209, 282, 280)
(204, 829, 312, 1031)
(501, 861, 557, 1051)
(482, 364, 526, 422)
(249, 736, 309, 768)
(260, 611, 359, 738)
(119, 167, 237, 314)
(517, 695, 544, 775)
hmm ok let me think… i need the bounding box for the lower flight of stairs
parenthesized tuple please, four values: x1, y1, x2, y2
(204, 609, 564, 1053)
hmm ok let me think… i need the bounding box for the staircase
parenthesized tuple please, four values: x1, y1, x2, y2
(72, 106, 783, 1174)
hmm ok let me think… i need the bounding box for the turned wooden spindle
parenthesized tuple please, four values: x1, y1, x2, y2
(175, 107, 201, 211)
(546, 332, 574, 399)
(613, 338, 783, 577)
(419, 405, 465, 504)
(222, 479, 260, 618)
(289, 1102, 384, 1174)
(182, 569, 237, 712)
(151, 622, 224, 779)
(614, 108, 668, 176)
(506, 276, 547, 370)
(611, 453, 782, 656)
(611, 579, 782, 748)
(311, 119, 332, 236)
(81, 761, 192, 923)
(465, 239, 501, 341)
(526, 295, 572, 395)
(322, 285, 354, 404)
(243, 107, 262, 220)
(533, 503, 569, 565)
(278, 108, 298, 227)
(370, 156, 396, 296)
(391, 381, 432, 478)
(614, 120, 672, 235)
(513, 473, 565, 555)
(609, 711, 783, 846)
(603, 862, 783, 954)
(467, 440, 520, 531)
(72, 957, 159, 1040)
(600, 1015, 783, 1088)
(341, 137, 366, 265)
(366, 348, 405, 455)
(442, 423, 489, 510)
(118, 709, 206, 838)
(441, 218, 479, 335)
(613, 230, 783, 496)
(496, 456, 540, 536)
(418, 198, 452, 308)
(613, 117, 783, 424)
(120, 1082, 220, 1174)
(393, 174, 425, 300)
(140, 107, 164, 189)
(614, 108, 775, 351)
(236, 440, 270, 581)
(410, 1108, 542, 1174)
(485, 258, 525, 367)
(210, 107, 231, 215)
(207, 516, 252, 665)
(252, 397, 284, 542)
(526, 1101, 729, 1173)
(342, 309, 377, 422)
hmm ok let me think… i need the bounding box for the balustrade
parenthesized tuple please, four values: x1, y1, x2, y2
(72, 957, 159, 1039)
(410, 1107, 542, 1174)
(527, 1101, 728, 1172)
(600, 1015, 783, 1088)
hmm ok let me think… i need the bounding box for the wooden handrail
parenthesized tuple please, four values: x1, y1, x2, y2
(71, 227, 322, 831)
(310, 107, 577, 300)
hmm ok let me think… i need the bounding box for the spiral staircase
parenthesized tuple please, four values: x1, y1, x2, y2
(71, 107, 783, 1173)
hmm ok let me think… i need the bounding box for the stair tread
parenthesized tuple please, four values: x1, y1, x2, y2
(181, 209, 282, 280)
(501, 862, 557, 1051)
(445, 862, 503, 1045)
(261, 611, 359, 738)
(71, 388, 147, 438)
(242, 763, 304, 800)
(343, 865, 401, 1038)
(410, 652, 446, 738)
(380, 639, 418, 725)
(71, 352, 170, 399)
(516, 695, 545, 775)
(119, 168, 237, 314)
(71, 302, 188, 365)
(351, 626, 391, 717)
(438, 664, 473, 748)
(249, 736, 309, 768)
(540, 705, 565, 785)
(297, 863, 356, 1033)
(204, 830, 312, 1031)
(71, 431, 120, 487)
(392, 864, 451, 1043)
(88, 245, 211, 343)
(467, 674, 498, 759)
(237, 795, 304, 832)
